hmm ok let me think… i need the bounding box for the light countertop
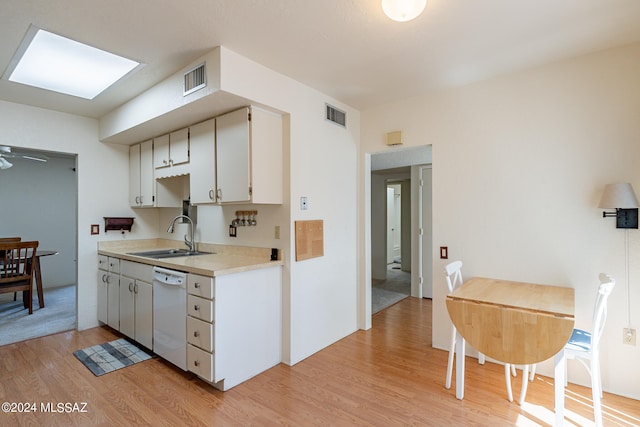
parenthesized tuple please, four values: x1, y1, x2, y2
(98, 239, 282, 277)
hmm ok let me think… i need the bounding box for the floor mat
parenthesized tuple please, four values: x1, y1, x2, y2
(73, 338, 152, 376)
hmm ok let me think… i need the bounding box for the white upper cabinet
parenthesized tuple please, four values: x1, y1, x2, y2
(153, 134, 169, 169)
(189, 119, 217, 204)
(216, 106, 282, 204)
(154, 128, 189, 169)
(216, 108, 250, 203)
(129, 139, 154, 207)
(170, 128, 190, 165)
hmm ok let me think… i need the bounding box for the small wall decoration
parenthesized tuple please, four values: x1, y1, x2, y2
(295, 220, 324, 261)
(104, 217, 134, 232)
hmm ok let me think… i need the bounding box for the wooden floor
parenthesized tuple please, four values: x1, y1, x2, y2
(1, 297, 639, 426)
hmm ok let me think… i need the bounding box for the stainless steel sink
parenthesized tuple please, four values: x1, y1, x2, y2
(128, 249, 212, 259)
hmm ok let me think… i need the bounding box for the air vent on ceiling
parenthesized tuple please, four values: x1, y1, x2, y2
(183, 63, 206, 96)
(325, 103, 346, 128)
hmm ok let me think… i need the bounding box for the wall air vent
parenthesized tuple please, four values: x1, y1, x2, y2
(183, 63, 206, 96)
(325, 103, 346, 128)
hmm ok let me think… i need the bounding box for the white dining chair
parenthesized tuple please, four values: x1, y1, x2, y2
(444, 261, 485, 389)
(558, 273, 615, 427)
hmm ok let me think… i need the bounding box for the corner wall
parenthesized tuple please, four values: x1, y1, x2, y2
(218, 47, 360, 365)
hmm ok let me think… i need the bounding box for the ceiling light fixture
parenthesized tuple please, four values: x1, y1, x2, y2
(382, 0, 427, 22)
(3, 26, 140, 99)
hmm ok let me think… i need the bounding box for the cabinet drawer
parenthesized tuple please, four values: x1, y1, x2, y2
(98, 255, 108, 270)
(121, 260, 153, 282)
(187, 344, 214, 382)
(187, 316, 214, 352)
(187, 295, 214, 322)
(108, 257, 120, 274)
(187, 274, 214, 299)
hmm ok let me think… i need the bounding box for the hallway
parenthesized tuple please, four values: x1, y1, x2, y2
(372, 262, 411, 314)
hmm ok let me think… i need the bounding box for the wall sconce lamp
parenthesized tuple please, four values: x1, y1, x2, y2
(598, 182, 639, 229)
(599, 182, 638, 340)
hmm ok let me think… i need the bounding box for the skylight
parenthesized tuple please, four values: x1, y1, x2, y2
(4, 26, 140, 99)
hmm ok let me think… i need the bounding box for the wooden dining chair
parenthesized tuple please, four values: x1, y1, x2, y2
(444, 261, 485, 389)
(0, 240, 39, 314)
(0, 237, 22, 301)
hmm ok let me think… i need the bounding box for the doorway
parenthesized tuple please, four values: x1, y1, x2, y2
(0, 146, 77, 345)
(368, 146, 432, 317)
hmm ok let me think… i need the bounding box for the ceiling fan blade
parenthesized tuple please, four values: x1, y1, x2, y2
(18, 153, 48, 162)
(0, 147, 48, 162)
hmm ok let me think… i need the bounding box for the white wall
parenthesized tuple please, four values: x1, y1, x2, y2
(0, 154, 76, 289)
(218, 47, 360, 365)
(0, 100, 146, 330)
(360, 43, 640, 399)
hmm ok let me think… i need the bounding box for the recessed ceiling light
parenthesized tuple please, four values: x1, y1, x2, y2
(3, 26, 141, 99)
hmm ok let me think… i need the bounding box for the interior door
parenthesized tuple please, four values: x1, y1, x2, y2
(387, 184, 401, 264)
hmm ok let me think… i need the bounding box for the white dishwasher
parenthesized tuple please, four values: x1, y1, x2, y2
(153, 266, 187, 370)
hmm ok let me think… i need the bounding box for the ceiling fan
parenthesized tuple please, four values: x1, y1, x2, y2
(0, 146, 48, 169)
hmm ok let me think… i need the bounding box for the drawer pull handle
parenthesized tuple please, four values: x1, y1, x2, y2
(194, 283, 200, 289)
(194, 305, 200, 311)
(194, 360, 200, 367)
(194, 331, 200, 337)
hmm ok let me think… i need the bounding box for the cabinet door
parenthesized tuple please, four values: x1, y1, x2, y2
(216, 107, 250, 203)
(139, 139, 154, 207)
(107, 273, 120, 330)
(249, 107, 283, 204)
(189, 119, 217, 204)
(129, 144, 141, 206)
(135, 280, 153, 349)
(154, 134, 170, 169)
(119, 277, 135, 339)
(170, 128, 190, 165)
(97, 270, 108, 324)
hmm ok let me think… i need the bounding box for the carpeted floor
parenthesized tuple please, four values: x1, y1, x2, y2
(372, 263, 411, 314)
(0, 284, 76, 346)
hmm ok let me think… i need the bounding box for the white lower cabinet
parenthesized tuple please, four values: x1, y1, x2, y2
(98, 252, 281, 392)
(97, 255, 120, 330)
(119, 276, 153, 350)
(97, 256, 153, 350)
(186, 266, 282, 391)
(119, 260, 153, 349)
(187, 273, 217, 382)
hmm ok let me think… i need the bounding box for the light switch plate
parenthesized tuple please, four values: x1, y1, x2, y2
(300, 196, 308, 210)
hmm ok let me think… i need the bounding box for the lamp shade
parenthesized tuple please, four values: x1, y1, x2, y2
(382, 0, 427, 22)
(598, 183, 640, 209)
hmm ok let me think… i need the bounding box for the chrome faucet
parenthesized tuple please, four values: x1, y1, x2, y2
(167, 215, 195, 252)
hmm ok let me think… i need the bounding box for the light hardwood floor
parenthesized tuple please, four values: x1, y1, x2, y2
(1, 297, 638, 426)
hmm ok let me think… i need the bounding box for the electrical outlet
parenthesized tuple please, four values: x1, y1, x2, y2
(623, 328, 636, 346)
(274, 225, 280, 239)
